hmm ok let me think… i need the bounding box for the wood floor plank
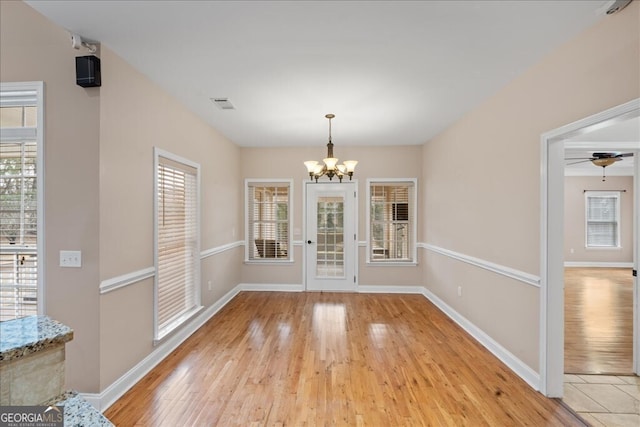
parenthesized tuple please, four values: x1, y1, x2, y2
(564, 267, 633, 375)
(105, 292, 584, 426)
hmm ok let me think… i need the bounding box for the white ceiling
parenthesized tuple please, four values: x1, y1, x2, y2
(26, 0, 620, 148)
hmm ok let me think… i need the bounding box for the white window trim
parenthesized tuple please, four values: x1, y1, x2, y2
(153, 147, 202, 344)
(0, 81, 45, 316)
(244, 178, 294, 263)
(366, 178, 418, 265)
(584, 191, 621, 249)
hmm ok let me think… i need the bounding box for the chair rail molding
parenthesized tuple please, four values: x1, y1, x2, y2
(100, 241, 244, 294)
(420, 243, 540, 288)
(99, 267, 156, 295)
(200, 240, 244, 260)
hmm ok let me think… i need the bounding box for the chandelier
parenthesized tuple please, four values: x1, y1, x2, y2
(304, 114, 357, 182)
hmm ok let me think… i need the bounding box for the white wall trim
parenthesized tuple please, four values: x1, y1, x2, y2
(200, 240, 244, 260)
(421, 287, 541, 391)
(84, 284, 243, 411)
(421, 243, 541, 288)
(239, 283, 304, 292)
(564, 261, 634, 268)
(99, 267, 155, 295)
(100, 241, 243, 295)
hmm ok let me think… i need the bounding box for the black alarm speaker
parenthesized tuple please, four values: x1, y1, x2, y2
(75, 55, 101, 87)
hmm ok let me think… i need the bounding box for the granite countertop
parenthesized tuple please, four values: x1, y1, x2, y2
(44, 391, 114, 427)
(0, 315, 73, 363)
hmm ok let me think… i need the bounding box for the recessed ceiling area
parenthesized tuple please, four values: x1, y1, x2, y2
(565, 116, 639, 177)
(26, 0, 619, 148)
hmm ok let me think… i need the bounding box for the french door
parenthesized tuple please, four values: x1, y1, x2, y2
(305, 182, 357, 291)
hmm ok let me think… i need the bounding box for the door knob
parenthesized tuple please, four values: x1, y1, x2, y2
(307, 240, 313, 244)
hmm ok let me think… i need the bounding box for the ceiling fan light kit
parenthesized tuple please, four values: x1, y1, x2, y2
(304, 114, 358, 182)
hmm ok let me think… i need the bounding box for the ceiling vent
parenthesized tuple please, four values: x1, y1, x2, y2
(211, 98, 235, 110)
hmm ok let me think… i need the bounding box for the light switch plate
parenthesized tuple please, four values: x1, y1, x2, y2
(60, 250, 82, 268)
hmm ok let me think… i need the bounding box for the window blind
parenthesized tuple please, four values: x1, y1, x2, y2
(369, 181, 415, 262)
(156, 155, 199, 339)
(0, 86, 40, 321)
(585, 192, 620, 248)
(247, 182, 290, 261)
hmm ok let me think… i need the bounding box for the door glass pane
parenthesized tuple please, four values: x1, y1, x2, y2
(316, 196, 344, 277)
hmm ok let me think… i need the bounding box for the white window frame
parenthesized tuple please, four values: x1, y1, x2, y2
(366, 178, 417, 265)
(244, 179, 293, 263)
(584, 191, 621, 249)
(0, 81, 45, 319)
(153, 148, 202, 343)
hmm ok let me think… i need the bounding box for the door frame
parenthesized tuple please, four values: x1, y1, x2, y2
(540, 98, 640, 397)
(303, 181, 358, 291)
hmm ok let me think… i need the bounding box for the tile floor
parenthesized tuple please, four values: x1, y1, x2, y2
(563, 374, 640, 426)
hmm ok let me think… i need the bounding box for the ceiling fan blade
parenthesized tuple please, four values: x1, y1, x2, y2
(616, 152, 634, 157)
(566, 159, 592, 166)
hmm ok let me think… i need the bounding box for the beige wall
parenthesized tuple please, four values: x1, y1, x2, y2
(97, 47, 242, 389)
(1, 0, 101, 392)
(240, 145, 423, 287)
(422, 2, 639, 372)
(564, 176, 634, 263)
(1, 1, 242, 393)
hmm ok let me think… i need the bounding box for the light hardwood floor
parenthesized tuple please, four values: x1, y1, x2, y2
(105, 292, 583, 426)
(564, 268, 634, 375)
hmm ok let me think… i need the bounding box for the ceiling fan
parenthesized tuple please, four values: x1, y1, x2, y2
(565, 151, 634, 181)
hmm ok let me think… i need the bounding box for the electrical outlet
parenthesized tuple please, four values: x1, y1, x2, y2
(208, 280, 212, 291)
(60, 250, 82, 268)
(457, 286, 462, 297)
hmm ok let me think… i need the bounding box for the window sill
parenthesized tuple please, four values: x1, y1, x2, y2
(585, 246, 622, 251)
(244, 259, 295, 265)
(154, 305, 203, 346)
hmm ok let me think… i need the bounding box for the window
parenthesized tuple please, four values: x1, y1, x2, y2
(585, 191, 620, 248)
(0, 82, 43, 321)
(245, 180, 292, 262)
(154, 148, 201, 342)
(367, 179, 417, 263)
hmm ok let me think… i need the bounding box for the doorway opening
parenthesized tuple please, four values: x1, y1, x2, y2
(540, 98, 639, 399)
(564, 132, 637, 377)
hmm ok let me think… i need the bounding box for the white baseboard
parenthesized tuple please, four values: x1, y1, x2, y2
(239, 283, 304, 292)
(420, 287, 541, 391)
(564, 261, 633, 268)
(79, 392, 101, 410)
(82, 284, 243, 412)
(357, 285, 424, 294)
